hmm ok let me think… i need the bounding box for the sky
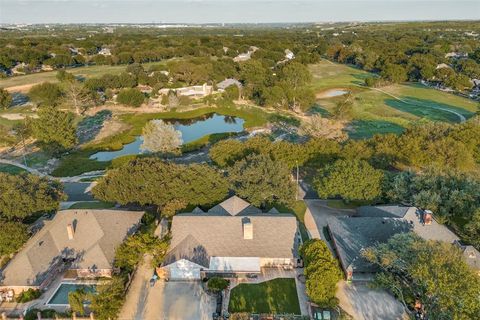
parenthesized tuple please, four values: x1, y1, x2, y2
(0, 0, 479, 24)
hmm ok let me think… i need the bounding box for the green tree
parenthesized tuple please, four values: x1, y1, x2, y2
(314, 159, 384, 201)
(0, 173, 64, 220)
(207, 277, 230, 293)
(380, 63, 408, 83)
(28, 82, 63, 106)
(0, 88, 12, 110)
(464, 209, 480, 248)
(89, 275, 125, 320)
(228, 154, 296, 207)
(33, 106, 77, 153)
(116, 88, 145, 107)
(0, 220, 29, 256)
(93, 158, 229, 215)
(68, 289, 88, 316)
(363, 233, 480, 319)
(140, 120, 183, 154)
(114, 232, 169, 272)
(300, 239, 342, 308)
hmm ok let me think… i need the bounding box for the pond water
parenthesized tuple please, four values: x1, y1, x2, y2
(324, 89, 349, 97)
(90, 113, 245, 161)
(47, 283, 96, 305)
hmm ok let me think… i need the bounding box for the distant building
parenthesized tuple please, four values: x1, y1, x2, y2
(216, 78, 242, 92)
(445, 52, 468, 59)
(233, 46, 259, 62)
(159, 83, 213, 98)
(436, 63, 451, 70)
(158, 196, 299, 280)
(285, 49, 295, 60)
(98, 47, 112, 56)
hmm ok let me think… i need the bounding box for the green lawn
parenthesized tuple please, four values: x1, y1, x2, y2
(228, 278, 301, 314)
(309, 60, 478, 139)
(68, 201, 115, 209)
(0, 164, 27, 174)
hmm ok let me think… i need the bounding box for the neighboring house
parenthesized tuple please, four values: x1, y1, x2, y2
(98, 47, 112, 56)
(158, 83, 213, 98)
(328, 217, 411, 281)
(445, 52, 468, 59)
(454, 241, 480, 276)
(158, 196, 299, 280)
(436, 63, 451, 70)
(355, 205, 459, 243)
(216, 78, 242, 92)
(285, 49, 295, 60)
(329, 205, 470, 281)
(233, 46, 259, 62)
(11, 63, 27, 75)
(0, 209, 144, 295)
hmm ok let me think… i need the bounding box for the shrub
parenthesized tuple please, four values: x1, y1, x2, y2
(207, 277, 230, 293)
(116, 88, 145, 107)
(16, 288, 41, 303)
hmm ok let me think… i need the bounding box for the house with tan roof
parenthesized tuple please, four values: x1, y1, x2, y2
(0, 209, 144, 295)
(158, 196, 299, 280)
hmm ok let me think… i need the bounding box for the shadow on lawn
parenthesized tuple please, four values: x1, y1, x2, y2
(347, 120, 405, 140)
(385, 96, 474, 123)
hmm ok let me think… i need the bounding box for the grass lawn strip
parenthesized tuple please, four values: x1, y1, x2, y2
(228, 278, 301, 314)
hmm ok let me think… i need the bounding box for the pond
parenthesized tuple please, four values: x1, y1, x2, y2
(47, 283, 96, 305)
(323, 89, 349, 98)
(89, 113, 245, 161)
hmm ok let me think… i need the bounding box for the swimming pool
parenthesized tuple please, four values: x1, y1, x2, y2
(47, 283, 96, 306)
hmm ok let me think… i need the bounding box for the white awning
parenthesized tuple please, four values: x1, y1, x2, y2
(209, 257, 260, 272)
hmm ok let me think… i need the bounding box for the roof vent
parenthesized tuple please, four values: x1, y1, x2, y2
(242, 217, 253, 240)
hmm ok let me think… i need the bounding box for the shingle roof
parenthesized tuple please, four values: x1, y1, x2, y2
(217, 78, 242, 90)
(164, 197, 298, 266)
(328, 217, 412, 273)
(1, 209, 144, 286)
(207, 195, 261, 216)
(356, 205, 412, 218)
(357, 206, 459, 243)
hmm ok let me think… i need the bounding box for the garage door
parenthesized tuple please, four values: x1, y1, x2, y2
(167, 259, 202, 280)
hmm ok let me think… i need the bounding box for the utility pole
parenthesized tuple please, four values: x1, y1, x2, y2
(295, 160, 299, 201)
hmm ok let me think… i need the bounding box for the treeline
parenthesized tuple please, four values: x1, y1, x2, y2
(323, 23, 480, 90)
(0, 26, 318, 75)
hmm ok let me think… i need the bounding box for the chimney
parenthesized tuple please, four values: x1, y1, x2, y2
(67, 223, 75, 240)
(423, 210, 433, 225)
(243, 218, 253, 240)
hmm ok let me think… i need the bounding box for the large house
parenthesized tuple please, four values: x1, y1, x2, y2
(328, 205, 480, 281)
(158, 196, 299, 280)
(158, 83, 213, 98)
(0, 209, 144, 295)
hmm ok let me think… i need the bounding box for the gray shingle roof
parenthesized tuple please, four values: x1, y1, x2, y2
(328, 217, 412, 273)
(1, 209, 144, 286)
(356, 205, 412, 218)
(164, 197, 298, 266)
(207, 195, 261, 216)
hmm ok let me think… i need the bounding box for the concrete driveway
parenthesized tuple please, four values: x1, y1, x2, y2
(336, 281, 408, 320)
(144, 281, 216, 320)
(304, 199, 354, 240)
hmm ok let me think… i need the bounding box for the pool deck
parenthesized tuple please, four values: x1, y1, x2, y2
(0, 278, 99, 316)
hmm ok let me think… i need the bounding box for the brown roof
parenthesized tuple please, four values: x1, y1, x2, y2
(1, 209, 144, 286)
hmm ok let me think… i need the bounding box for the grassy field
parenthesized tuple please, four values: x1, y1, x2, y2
(0, 61, 167, 90)
(0, 164, 27, 174)
(228, 278, 301, 314)
(309, 60, 478, 138)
